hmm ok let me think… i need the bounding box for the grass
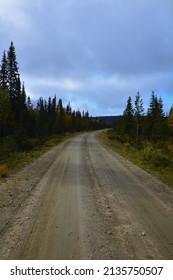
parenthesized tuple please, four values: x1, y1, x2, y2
(1, 130, 173, 187)
(0, 132, 79, 178)
(100, 129, 173, 188)
(0, 164, 8, 178)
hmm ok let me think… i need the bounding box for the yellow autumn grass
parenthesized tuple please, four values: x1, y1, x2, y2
(0, 164, 8, 177)
(100, 130, 173, 188)
(0, 132, 81, 178)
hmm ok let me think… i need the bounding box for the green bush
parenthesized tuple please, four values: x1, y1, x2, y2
(142, 144, 171, 167)
(108, 133, 115, 141)
(0, 137, 17, 160)
(16, 137, 45, 151)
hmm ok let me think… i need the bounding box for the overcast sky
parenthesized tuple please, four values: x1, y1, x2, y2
(0, 0, 173, 116)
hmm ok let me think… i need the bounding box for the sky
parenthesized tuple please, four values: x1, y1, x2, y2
(0, 0, 173, 116)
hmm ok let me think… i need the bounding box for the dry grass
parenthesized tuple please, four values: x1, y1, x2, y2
(0, 132, 82, 179)
(100, 130, 173, 188)
(0, 164, 8, 178)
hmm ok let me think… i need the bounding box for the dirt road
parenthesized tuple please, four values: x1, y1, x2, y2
(1, 131, 173, 259)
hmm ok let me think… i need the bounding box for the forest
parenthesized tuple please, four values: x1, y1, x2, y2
(0, 42, 173, 181)
(103, 92, 173, 186)
(0, 42, 104, 159)
(113, 91, 173, 146)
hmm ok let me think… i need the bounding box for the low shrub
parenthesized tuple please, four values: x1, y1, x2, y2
(0, 164, 8, 177)
(142, 144, 171, 167)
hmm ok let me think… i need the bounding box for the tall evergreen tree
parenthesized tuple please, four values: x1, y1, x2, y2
(21, 82, 27, 123)
(147, 91, 165, 140)
(36, 97, 48, 137)
(7, 42, 20, 121)
(66, 102, 72, 115)
(47, 96, 56, 135)
(122, 96, 134, 136)
(51, 95, 57, 134)
(134, 92, 144, 147)
(57, 99, 64, 133)
(0, 85, 13, 136)
(168, 107, 173, 133)
(0, 51, 8, 89)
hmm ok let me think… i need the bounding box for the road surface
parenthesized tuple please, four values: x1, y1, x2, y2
(1, 131, 173, 259)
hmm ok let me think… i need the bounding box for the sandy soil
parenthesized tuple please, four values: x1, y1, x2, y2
(0, 131, 173, 259)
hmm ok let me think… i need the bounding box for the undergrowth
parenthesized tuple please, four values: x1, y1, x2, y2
(100, 129, 173, 187)
(0, 164, 8, 177)
(0, 133, 79, 178)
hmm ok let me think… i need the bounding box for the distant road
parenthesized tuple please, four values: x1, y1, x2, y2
(1, 131, 173, 259)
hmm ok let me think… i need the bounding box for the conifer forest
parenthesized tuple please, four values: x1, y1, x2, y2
(0, 42, 172, 163)
(0, 42, 104, 157)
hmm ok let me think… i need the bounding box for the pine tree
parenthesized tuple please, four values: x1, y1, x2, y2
(57, 98, 63, 115)
(51, 95, 57, 134)
(26, 96, 36, 137)
(36, 97, 49, 137)
(21, 82, 27, 123)
(134, 92, 144, 147)
(16, 74, 22, 122)
(56, 99, 64, 134)
(122, 96, 134, 136)
(0, 51, 8, 89)
(6, 42, 20, 120)
(168, 107, 173, 132)
(0, 85, 13, 136)
(66, 102, 72, 115)
(47, 96, 57, 135)
(147, 91, 165, 140)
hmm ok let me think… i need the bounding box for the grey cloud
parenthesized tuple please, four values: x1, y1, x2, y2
(0, 0, 172, 116)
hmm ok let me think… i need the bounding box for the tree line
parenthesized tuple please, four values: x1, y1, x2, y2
(114, 91, 173, 148)
(0, 42, 104, 152)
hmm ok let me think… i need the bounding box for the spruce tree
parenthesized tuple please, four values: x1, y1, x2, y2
(0, 51, 8, 89)
(66, 102, 72, 115)
(168, 107, 173, 136)
(21, 82, 27, 123)
(0, 85, 13, 136)
(147, 92, 165, 140)
(36, 97, 47, 137)
(51, 95, 57, 134)
(123, 96, 134, 136)
(47, 96, 53, 135)
(7, 42, 20, 120)
(57, 99, 64, 133)
(134, 92, 144, 147)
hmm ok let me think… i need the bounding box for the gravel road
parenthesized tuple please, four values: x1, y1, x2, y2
(0, 131, 173, 259)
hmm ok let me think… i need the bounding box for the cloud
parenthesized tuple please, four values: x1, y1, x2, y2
(0, 0, 172, 116)
(0, 0, 31, 31)
(26, 77, 83, 91)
